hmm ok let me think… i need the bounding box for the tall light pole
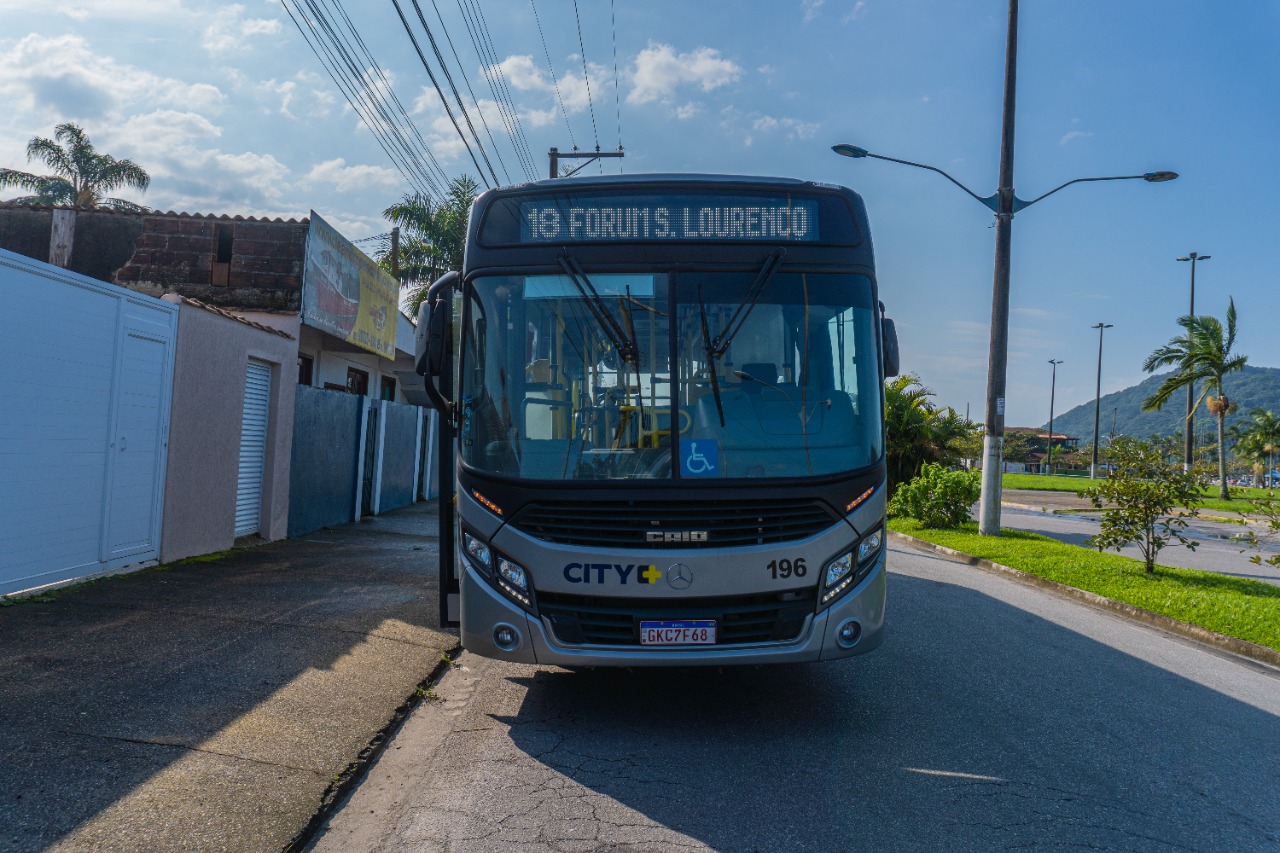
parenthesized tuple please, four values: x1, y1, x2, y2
(1176, 252, 1210, 471)
(831, 2, 1177, 536)
(1046, 358, 1063, 473)
(1090, 322, 1113, 478)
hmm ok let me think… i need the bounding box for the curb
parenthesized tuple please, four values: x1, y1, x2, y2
(888, 530, 1280, 671)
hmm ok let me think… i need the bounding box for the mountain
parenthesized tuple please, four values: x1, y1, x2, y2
(1041, 365, 1280, 443)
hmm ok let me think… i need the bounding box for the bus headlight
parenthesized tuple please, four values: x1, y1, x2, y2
(857, 527, 883, 565)
(820, 522, 884, 608)
(495, 556, 533, 610)
(462, 531, 492, 570)
(497, 557, 527, 591)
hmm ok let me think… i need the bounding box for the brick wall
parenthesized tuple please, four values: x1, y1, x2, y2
(115, 214, 308, 311)
(0, 205, 145, 282)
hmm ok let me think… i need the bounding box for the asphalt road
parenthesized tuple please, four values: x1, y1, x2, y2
(309, 543, 1280, 852)
(999, 506, 1280, 585)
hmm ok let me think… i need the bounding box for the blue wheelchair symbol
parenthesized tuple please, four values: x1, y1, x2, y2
(680, 439, 719, 478)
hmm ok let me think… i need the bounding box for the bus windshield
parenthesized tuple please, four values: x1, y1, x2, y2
(459, 269, 882, 481)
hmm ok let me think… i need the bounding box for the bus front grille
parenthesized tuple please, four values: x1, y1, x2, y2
(537, 590, 816, 647)
(509, 499, 839, 548)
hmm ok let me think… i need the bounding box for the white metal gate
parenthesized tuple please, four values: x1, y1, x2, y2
(0, 249, 175, 596)
(234, 360, 272, 536)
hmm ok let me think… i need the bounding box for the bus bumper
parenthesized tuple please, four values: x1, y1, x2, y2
(459, 554, 886, 667)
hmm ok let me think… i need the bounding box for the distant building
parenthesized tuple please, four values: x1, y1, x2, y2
(1003, 426, 1081, 474)
(0, 202, 422, 405)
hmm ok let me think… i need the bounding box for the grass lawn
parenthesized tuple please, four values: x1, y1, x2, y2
(1002, 472, 1280, 516)
(889, 518, 1280, 654)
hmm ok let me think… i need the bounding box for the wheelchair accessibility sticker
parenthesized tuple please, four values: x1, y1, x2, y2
(680, 439, 719, 477)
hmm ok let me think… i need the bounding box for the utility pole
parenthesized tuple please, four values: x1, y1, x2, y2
(974, 0, 1020, 534)
(390, 227, 400, 282)
(549, 146, 624, 179)
(1046, 358, 1062, 473)
(1090, 322, 1113, 478)
(1176, 252, 1210, 471)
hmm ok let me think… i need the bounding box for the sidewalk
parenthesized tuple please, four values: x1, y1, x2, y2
(0, 501, 457, 853)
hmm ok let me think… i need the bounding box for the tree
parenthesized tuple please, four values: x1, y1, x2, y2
(0, 122, 149, 211)
(884, 373, 977, 494)
(1229, 408, 1280, 488)
(1141, 298, 1247, 499)
(379, 175, 479, 313)
(1080, 437, 1207, 573)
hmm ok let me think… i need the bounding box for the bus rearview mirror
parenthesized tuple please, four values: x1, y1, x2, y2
(882, 317, 900, 377)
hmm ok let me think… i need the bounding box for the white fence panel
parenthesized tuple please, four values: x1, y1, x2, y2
(0, 249, 175, 595)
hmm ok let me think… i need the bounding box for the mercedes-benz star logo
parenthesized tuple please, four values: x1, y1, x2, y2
(665, 563, 693, 590)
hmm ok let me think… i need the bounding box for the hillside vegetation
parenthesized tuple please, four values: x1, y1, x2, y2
(1044, 365, 1280, 440)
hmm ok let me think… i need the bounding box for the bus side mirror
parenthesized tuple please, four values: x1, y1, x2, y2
(414, 299, 434, 375)
(415, 271, 457, 378)
(882, 316, 900, 377)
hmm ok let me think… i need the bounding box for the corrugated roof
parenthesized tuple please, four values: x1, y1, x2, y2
(169, 296, 296, 339)
(0, 201, 308, 224)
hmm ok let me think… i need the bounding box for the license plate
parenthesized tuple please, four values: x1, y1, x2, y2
(639, 620, 716, 646)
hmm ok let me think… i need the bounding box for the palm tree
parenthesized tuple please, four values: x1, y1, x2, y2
(884, 373, 976, 493)
(1141, 298, 1248, 499)
(379, 175, 479, 312)
(0, 122, 150, 212)
(1229, 408, 1280, 488)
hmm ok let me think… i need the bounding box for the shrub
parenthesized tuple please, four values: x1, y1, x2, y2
(1079, 436, 1207, 573)
(888, 462, 981, 528)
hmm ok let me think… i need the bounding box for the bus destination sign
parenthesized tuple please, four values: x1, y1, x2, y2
(519, 195, 819, 243)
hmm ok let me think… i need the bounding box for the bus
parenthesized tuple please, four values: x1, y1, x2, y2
(415, 173, 898, 666)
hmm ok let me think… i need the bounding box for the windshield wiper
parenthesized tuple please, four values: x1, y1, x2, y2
(709, 248, 786, 360)
(697, 281, 726, 427)
(557, 253, 637, 365)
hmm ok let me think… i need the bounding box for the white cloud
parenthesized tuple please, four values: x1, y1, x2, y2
(841, 1, 868, 24)
(305, 158, 402, 193)
(751, 113, 820, 141)
(803, 0, 826, 23)
(202, 4, 284, 57)
(1060, 130, 1094, 145)
(0, 33, 225, 120)
(628, 43, 742, 105)
(104, 109, 292, 213)
(674, 102, 701, 120)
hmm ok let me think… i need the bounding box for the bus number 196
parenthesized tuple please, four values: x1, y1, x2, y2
(767, 558, 807, 579)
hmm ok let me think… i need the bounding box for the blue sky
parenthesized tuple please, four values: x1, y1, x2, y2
(2, 0, 1276, 427)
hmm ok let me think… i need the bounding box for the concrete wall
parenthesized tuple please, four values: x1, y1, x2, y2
(287, 385, 364, 537)
(160, 298, 298, 562)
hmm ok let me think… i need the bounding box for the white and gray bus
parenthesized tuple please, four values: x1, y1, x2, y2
(416, 173, 898, 666)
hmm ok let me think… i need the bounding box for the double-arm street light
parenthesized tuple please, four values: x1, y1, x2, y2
(1046, 359, 1063, 473)
(1176, 251, 1211, 471)
(831, 0, 1178, 536)
(1090, 322, 1114, 479)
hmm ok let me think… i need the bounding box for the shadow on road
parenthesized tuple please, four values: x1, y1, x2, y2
(493, 569, 1280, 850)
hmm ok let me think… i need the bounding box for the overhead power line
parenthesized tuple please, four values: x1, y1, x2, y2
(529, 0, 578, 151)
(407, 0, 500, 187)
(326, 0, 454, 190)
(391, 0, 494, 188)
(282, 0, 443, 200)
(427, 0, 513, 184)
(457, 0, 538, 180)
(571, 0, 600, 156)
(610, 0, 623, 168)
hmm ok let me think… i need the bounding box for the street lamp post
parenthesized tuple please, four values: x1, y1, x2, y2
(831, 2, 1175, 536)
(1090, 322, 1113, 479)
(1176, 251, 1210, 471)
(1046, 358, 1063, 473)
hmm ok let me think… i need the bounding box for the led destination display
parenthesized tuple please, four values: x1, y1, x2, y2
(519, 195, 820, 243)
